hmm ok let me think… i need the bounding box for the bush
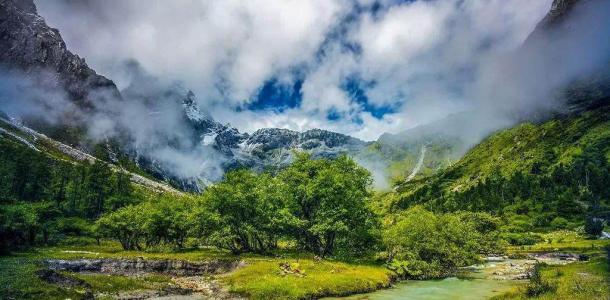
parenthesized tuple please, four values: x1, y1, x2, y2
(96, 197, 195, 250)
(55, 217, 94, 236)
(501, 232, 543, 246)
(96, 205, 146, 250)
(550, 217, 569, 230)
(382, 206, 497, 279)
(526, 263, 556, 297)
(584, 217, 604, 237)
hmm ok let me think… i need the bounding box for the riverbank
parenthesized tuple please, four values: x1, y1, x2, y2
(491, 257, 609, 300)
(2, 233, 608, 300)
(0, 242, 393, 300)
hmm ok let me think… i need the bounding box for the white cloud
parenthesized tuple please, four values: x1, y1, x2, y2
(36, 0, 347, 104)
(35, 0, 560, 141)
(358, 0, 452, 72)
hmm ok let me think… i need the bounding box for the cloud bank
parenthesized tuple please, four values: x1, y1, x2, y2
(34, 0, 568, 141)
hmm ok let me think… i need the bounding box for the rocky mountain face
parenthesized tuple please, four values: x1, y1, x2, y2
(222, 127, 367, 170)
(527, 0, 610, 112)
(537, 0, 582, 30)
(0, 0, 120, 108)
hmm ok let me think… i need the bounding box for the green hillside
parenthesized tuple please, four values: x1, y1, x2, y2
(386, 105, 610, 229)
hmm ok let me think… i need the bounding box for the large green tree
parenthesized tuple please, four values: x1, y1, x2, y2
(280, 154, 377, 257)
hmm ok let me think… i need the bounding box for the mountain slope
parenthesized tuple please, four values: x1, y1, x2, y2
(0, 116, 181, 195)
(389, 105, 610, 226)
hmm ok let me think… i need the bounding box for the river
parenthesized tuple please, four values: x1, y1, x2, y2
(324, 260, 530, 300)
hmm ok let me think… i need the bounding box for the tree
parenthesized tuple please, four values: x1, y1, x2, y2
(105, 171, 134, 211)
(202, 170, 292, 253)
(96, 205, 146, 250)
(383, 206, 492, 279)
(82, 160, 113, 218)
(279, 154, 376, 257)
(0, 203, 38, 250)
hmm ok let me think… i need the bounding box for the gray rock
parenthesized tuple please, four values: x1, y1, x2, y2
(44, 258, 243, 276)
(0, 0, 120, 107)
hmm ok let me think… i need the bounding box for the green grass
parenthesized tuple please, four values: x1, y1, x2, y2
(14, 240, 237, 262)
(492, 257, 609, 300)
(70, 273, 173, 293)
(1, 242, 235, 299)
(222, 258, 393, 300)
(3, 242, 394, 300)
(0, 256, 86, 300)
(507, 231, 610, 254)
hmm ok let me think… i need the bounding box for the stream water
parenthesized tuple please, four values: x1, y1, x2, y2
(326, 277, 517, 300)
(325, 261, 528, 300)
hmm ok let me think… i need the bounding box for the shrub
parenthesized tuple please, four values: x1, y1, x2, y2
(501, 232, 543, 246)
(382, 206, 495, 279)
(584, 217, 604, 237)
(526, 263, 556, 297)
(550, 217, 569, 230)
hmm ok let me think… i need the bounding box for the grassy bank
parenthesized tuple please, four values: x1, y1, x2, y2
(0, 242, 393, 300)
(0, 256, 84, 300)
(222, 259, 393, 299)
(507, 231, 610, 255)
(492, 257, 609, 300)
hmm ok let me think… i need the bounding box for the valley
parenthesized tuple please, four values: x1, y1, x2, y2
(1, 0, 610, 299)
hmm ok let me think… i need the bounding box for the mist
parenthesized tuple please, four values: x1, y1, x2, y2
(2, 0, 610, 190)
(0, 62, 228, 188)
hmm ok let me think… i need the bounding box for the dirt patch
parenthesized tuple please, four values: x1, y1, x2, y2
(36, 269, 94, 299)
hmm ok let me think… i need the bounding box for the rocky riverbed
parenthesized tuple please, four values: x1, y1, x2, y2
(38, 258, 246, 299)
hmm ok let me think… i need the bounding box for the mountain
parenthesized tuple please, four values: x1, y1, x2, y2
(0, 0, 120, 107)
(367, 112, 511, 186)
(525, 0, 610, 113)
(0, 115, 180, 195)
(0, 0, 371, 191)
(389, 104, 610, 221)
(384, 0, 610, 223)
(5, 0, 604, 193)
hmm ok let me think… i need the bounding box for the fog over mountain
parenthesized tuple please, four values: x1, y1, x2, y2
(33, 0, 560, 141)
(1, 0, 609, 190)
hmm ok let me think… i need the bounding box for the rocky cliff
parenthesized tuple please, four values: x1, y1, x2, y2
(0, 0, 120, 108)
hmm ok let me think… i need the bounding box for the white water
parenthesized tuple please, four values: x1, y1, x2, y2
(405, 145, 426, 182)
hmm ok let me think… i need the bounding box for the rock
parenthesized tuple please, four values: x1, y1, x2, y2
(0, 0, 121, 107)
(36, 269, 94, 299)
(44, 258, 243, 276)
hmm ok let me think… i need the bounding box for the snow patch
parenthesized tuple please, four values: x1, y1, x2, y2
(202, 133, 217, 146)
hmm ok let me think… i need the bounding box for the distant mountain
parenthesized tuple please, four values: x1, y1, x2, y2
(5, 0, 603, 192)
